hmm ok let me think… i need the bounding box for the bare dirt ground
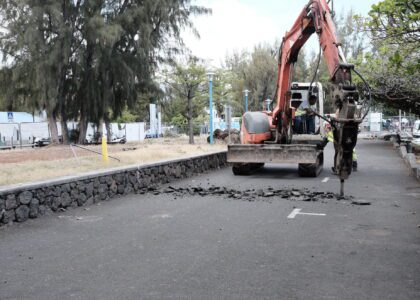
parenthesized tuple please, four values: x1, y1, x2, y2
(0, 136, 226, 187)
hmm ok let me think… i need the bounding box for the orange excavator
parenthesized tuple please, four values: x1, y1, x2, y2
(227, 0, 370, 195)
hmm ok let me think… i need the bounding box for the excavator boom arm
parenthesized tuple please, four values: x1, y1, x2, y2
(273, 0, 352, 124)
(229, 0, 364, 195)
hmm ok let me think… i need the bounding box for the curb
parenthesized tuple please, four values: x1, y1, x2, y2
(392, 142, 420, 181)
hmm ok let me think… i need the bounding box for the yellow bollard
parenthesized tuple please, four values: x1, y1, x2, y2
(102, 135, 109, 163)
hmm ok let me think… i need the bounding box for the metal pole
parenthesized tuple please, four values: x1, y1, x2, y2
(243, 89, 249, 112)
(246, 94, 248, 112)
(207, 72, 214, 145)
(209, 77, 213, 144)
(226, 105, 232, 144)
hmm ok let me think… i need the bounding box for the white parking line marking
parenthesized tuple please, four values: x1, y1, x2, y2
(287, 208, 326, 219)
(287, 208, 301, 219)
(299, 212, 326, 216)
(322, 177, 330, 183)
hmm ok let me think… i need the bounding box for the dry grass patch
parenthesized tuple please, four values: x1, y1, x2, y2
(0, 137, 226, 186)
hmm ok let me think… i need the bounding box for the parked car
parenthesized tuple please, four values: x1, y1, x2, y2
(33, 135, 63, 147)
(85, 132, 102, 144)
(108, 134, 126, 144)
(85, 132, 126, 144)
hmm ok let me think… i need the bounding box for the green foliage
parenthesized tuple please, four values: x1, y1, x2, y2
(162, 57, 207, 119)
(356, 0, 420, 114)
(170, 114, 200, 135)
(114, 108, 139, 123)
(224, 43, 278, 114)
(211, 68, 234, 117)
(292, 49, 310, 82)
(162, 56, 207, 143)
(366, 0, 419, 45)
(171, 114, 187, 127)
(0, 0, 210, 141)
(336, 9, 366, 60)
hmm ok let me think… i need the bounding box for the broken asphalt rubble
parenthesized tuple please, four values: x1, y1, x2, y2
(142, 185, 370, 205)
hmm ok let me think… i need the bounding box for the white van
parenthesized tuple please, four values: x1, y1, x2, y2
(413, 120, 420, 138)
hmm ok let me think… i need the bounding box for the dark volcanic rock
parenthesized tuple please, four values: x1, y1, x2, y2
(15, 205, 30, 222)
(77, 193, 88, 206)
(29, 199, 40, 218)
(60, 192, 72, 208)
(18, 191, 33, 205)
(38, 205, 47, 216)
(51, 197, 61, 211)
(3, 209, 16, 223)
(351, 199, 371, 205)
(117, 184, 125, 195)
(110, 181, 118, 194)
(6, 194, 18, 210)
(85, 183, 94, 198)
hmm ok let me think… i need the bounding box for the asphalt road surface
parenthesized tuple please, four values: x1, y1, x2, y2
(1, 140, 419, 300)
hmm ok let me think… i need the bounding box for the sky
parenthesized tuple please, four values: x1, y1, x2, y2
(183, 0, 379, 67)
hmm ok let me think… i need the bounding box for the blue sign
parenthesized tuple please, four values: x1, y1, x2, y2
(7, 112, 13, 122)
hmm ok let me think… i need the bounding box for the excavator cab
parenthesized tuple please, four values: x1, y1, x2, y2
(290, 82, 324, 135)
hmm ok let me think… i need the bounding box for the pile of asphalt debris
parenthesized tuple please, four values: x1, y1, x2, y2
(142, 185, 370, 205)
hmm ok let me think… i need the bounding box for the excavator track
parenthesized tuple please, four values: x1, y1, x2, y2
(232, 163, 265, 176)
(298, 152, 324, 177)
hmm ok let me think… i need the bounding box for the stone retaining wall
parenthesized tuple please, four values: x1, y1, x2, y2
(392, 142, 420, 181)
(0, 152, 228, 226)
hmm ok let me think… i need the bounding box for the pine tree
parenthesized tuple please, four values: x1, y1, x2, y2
(0, 0, 210, 143)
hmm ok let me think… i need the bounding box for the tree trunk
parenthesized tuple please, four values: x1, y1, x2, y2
(105, 119, 112, 143)
(75, 34, 95, 144)
(98, 119, 104, 140)
(57, 0, 72, 145)
(60, 120, 69, 144)
(48, 113, 60, 144)
(78, 112, 88, 144)
(187, 94, 194, 144)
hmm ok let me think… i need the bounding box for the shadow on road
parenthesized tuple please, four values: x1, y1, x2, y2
(250, 165, 302, 179)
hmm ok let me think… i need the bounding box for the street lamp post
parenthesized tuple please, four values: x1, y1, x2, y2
(207, 71, 215, 145)
(243, 89, 249, 112)
(226, 105, 232, 144)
